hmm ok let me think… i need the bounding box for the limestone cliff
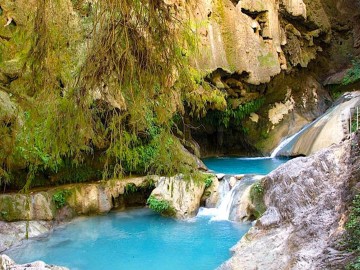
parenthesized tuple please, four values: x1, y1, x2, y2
(184, 0, 360, 156)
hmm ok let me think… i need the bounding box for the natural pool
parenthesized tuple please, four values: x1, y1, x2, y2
(6, 209, 251, 270)
(5, 157, 290, 269)
(202, 157, 290, 175)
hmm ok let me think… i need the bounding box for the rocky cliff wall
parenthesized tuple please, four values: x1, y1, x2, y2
(184, 0, 360, 156)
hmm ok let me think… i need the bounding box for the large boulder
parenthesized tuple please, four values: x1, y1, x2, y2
(150, 175, 206, 219)
(219, 132, 359, 269)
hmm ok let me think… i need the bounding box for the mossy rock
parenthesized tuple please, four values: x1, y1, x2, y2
(249, 182, 266, 219)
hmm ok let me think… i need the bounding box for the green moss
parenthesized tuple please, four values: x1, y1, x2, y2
(249, 182, 266, 219)
(0, 194, 29, 221)
(0, 0, 204, 189)
(342, 59, 360, 86)
(52, 189, 72, 209)
(204, 98, 265, 128)
(124, 183, 138, 195)
(258, 53, 278, 68)
(344, 194, 360, 269)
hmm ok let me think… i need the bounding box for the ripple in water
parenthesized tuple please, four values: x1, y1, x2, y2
(202, 157, 290, 175)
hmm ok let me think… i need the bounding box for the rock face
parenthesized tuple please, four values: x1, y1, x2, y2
(150, 175, 206, 219)
(219, 133, 359, 270)
(0, 255, 68, 270)
(0, 177, 157, 222)
(190, 0, 316, 84)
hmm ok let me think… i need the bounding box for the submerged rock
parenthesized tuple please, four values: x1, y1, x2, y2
(150, 175, 206, 219)
(0, 220, 53, 252)
(0, 255, 68, 270)
(219, 132, 359, 270)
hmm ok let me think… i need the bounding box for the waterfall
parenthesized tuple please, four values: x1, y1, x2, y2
(270, 131, 303, 158)
(270, 92, 360, 157)
(212, 180, 241, 220)
(197, 175, 260, 221)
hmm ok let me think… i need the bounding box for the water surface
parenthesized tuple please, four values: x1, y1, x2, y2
(202, 157, 289, 175)
(6, 208, 250, 270)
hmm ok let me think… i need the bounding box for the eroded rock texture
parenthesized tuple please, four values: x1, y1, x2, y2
(219, 132, 360, 270)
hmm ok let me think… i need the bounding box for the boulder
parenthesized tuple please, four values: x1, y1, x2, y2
(150, 175, 206, 219)
(204, 176, 220, 208)
(219, 132, 358, 269)
(0, 255, 68, 270)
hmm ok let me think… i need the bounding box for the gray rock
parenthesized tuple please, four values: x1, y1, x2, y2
(219, 134, 357, 270)
(0, 255, 68, 270)
(0, 221, 53, 252)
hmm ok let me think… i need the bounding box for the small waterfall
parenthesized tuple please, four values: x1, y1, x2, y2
(270, 131, 303, 158)
(212, 180, 241, 220)
(197, 175, 260, 221)
(270, 92, 360, 157)
(217, 177, 232, 206)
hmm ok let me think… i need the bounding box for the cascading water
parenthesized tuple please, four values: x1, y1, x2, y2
(271, 91, 360, 157)
(197, 175, 261, 221)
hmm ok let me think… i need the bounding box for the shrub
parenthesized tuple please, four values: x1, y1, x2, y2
(343, 59, 360, 86)
(204, 176, 213, 189)
(124, 183, 138, 195)
(52, 190, 72, 209)
(249, 182, 266, 219)
(344, 194, 360, 269)
(147, 195, 175, 216)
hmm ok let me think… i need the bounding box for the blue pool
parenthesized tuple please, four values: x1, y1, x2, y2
(6, 209, 251, 270)
(202, 157, 290, 175)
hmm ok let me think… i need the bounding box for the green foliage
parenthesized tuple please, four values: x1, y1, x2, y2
(252, 183, 264, 194)
(329, 85, 344, 100)
(147, 195, 175, 216)
(52, 190, 72, 209)
(343, 59, 360, 86)
(346, 258, 360, 270)
(249, 182, 266, 219)
(204, 176, 213, 189)
(0, 0, 202, 188)
(141, 178, 156, 190)
(344, 194, 360, 269)
(204, 98, 265, 128)
(124, 183, 138, 195)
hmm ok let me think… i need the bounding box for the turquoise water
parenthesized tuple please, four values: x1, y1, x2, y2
(6, 209, 250, 270)
(202, 157, 290, 175)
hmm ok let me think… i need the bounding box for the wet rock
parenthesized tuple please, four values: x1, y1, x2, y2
(277, 91, 360, 156)
(0, 221, 53, 252)
(0, 255, 68, 270)
(204, 176, 220, 208)
(219, 134, 355, 270)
